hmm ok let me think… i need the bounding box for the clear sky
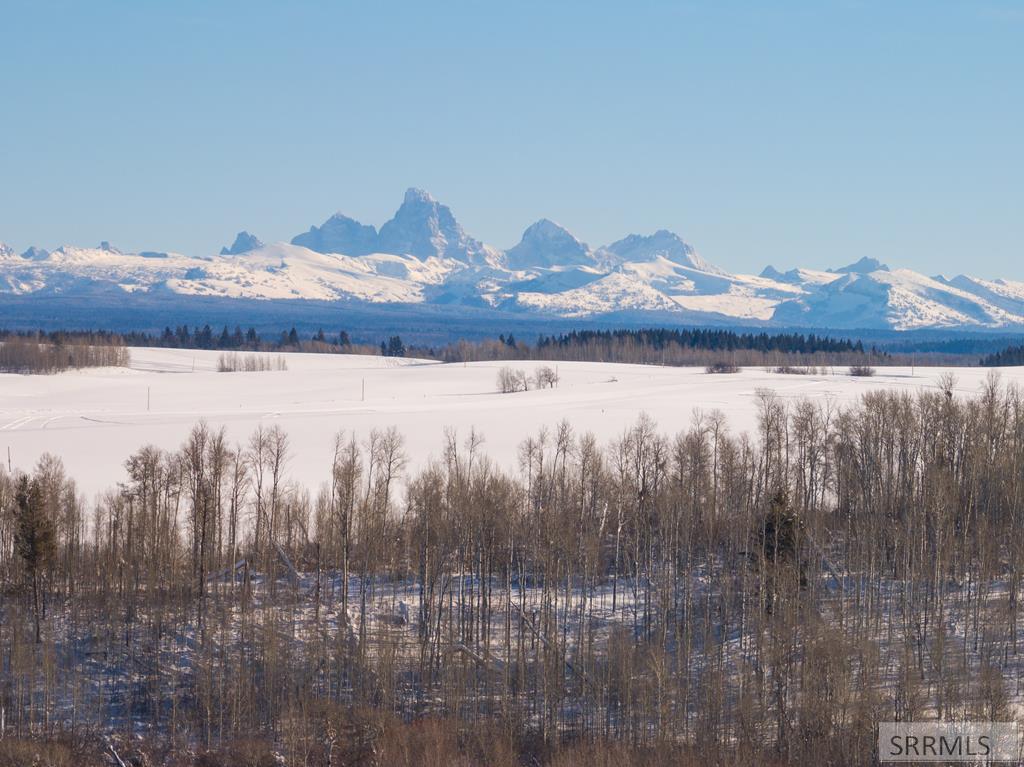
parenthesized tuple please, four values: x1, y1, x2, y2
(1, 0, 1021, 276)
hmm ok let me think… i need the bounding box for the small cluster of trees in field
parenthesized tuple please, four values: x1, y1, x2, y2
(379, 335, 406, 357)
(496, 365, 559, 392)
(3, 372, 1024, 763)
(216, 352, 288, 373)
(0, 332, 129, 373)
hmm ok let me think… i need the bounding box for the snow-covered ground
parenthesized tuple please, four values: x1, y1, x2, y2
(0, 348, 1019, 499)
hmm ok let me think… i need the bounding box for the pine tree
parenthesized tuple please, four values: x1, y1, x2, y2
(386, 336, 405, 357)
(14, 474, 56, 643)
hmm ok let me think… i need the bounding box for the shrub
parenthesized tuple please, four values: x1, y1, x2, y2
(848, 364, 876, 377)
(0, 737, 76, 767)
(773, 365, 820, 375)
(706, 361, 739, 374)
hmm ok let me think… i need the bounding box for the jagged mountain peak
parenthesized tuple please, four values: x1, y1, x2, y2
(0, 242, 15, 259)
(291, 212, 379, 256)
(833, 256, 889, 274)
(21, 246, 50, 261)
(99, 241, 122, 254)
(505, 219, 592, 270)
(220, 231, 264, 256)
(403, 187, 435, 205)
(602, 229, 721, 273)
(377, 188, 491, 263)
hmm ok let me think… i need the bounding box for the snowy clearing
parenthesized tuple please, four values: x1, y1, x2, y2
(0, 347, 1018, 498)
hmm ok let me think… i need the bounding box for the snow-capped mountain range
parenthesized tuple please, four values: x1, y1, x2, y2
(3, 188, 1024, 331)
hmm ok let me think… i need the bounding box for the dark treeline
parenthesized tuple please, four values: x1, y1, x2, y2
(981, 343, 1024, 367)
(3, 373, 1024, 764)
(539, 327, 864, 354)
(879, 334, 1024, 356)
(439, 327, 895, 368)
(147, 324, 359, 353)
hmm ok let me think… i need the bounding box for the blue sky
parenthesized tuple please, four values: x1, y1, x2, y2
(1, 1, 1020, 276)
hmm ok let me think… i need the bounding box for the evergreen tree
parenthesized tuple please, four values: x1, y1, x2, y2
(14, 475, 56, 643)
(386, 336, 405, 357)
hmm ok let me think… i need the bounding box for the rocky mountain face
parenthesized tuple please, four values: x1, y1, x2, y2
(24, 247, 50, 261)
(293, 188, 496, 265)
(3, 190, 1023, 332)
(377, 188, 495, 264)
(291, 213, 378, 256)
(505, 219, 593, 270)
(220, 231, 264, 255)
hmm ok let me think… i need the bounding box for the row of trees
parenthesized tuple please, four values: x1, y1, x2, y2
(537, 327, 869, 355)
(438, 329, 898, 369)
(0, 334, 129, 373)
(154, 324, 355, 352)
(4, 375, 1024, 763)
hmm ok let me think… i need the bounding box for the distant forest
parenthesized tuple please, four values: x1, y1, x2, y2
(30, 324, 1024, 371)
(981, 344, 1024, 366)
(2, 325, 888, 368)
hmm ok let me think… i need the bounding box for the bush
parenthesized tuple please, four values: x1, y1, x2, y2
(0, 737, 76, 767)
(848, 364, 876, 377)
(196, 738, 278, 767)
(706, 361, 739, 374)
(773, 365, 820, 375)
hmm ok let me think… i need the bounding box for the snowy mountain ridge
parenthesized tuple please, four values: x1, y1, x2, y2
(2, 188, 1022, 332)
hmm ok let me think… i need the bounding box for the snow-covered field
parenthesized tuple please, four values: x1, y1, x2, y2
(0, 348, 1019, 498)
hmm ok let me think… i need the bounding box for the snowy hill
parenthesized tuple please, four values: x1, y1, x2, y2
(3, 189, 1024, 331)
